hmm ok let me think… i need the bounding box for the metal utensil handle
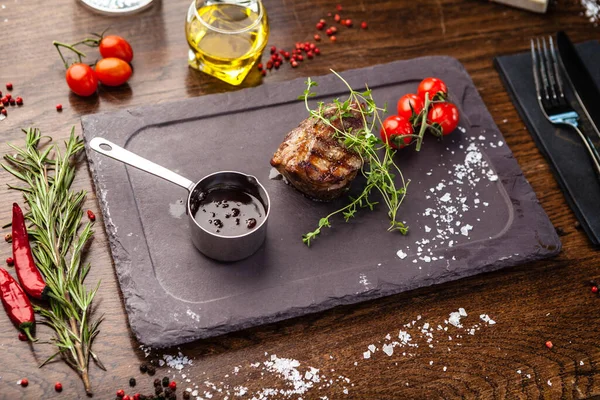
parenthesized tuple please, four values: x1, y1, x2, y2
(89, 137, 196, 191)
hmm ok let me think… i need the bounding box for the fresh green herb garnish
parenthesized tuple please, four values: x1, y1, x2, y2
(300, 71, 409, 246)
(2, 128, 104, 394)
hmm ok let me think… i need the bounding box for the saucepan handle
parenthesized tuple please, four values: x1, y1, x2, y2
(89, 137, 196, 192)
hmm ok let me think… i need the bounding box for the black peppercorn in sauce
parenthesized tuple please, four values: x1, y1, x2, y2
(193, 189, 265, 236)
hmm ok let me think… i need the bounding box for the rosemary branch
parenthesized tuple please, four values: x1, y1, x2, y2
(300, 72, 409, 246)
(2, 128, 104, 395)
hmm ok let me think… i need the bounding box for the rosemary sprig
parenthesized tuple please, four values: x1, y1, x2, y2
(2, 128, 104, 395)
(300, 72, 409, 246)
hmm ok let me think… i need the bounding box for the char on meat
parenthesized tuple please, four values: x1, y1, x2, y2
(270, 102, 364, 201)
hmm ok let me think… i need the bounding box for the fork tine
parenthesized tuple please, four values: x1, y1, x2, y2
(535, 38, 550, 102)
(542, 37, 558, 101)
(548, 36, 565, 100)
(531, 39, 543, 102)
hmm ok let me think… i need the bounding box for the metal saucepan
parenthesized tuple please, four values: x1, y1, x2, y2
(89, 137, 270, 262)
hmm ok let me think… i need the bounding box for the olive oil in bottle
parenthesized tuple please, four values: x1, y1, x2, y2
(185, 0, 269, 86)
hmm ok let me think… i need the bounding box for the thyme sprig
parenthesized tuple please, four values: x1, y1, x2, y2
(2, 128, 104, 395)
(300, 71, 409, 246)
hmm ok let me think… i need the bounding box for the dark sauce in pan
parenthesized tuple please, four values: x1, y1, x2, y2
(193, 189, 265, 236)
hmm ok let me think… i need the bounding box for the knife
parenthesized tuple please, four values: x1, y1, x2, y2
(556, 31, 600, 140)
(491, 0, 548, 13)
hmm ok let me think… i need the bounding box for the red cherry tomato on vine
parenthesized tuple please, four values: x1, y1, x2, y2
(427, 102, 460, 136)
(95, 57, 133, 87)
(65, 63, 98, 97)
(99, 35, 134, 63)
(397, 93, 424, 119)
(380, 115, 414, 149)
(418, 77, 448, 101)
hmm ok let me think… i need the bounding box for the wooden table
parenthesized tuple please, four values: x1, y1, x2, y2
(1, 0, 599, 398)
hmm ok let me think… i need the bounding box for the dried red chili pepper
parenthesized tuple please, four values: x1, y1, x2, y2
(0, 268, 36, 341)
(12, 203, 48, 300)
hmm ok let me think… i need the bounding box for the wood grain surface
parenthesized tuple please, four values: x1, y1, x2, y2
(1, 0, 599, 399)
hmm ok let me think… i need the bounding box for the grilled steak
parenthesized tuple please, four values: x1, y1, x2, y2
(270, 102, 364, 201)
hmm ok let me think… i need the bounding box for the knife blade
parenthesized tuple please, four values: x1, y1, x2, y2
(491, 0, 548, 13)
(556, 31, 600, 140)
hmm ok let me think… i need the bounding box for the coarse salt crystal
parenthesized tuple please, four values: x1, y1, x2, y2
(440, 193, 452, 202)
(460, 224, 473, 236)
(363, 351, 371, 359)
(448, 311, 463, 328)
(397, 249, 407, 259)
(382, 344, 394, 356)
(368, 344, 376, 353)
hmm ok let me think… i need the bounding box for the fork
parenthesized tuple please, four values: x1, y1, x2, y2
(530, 36, 600, 176)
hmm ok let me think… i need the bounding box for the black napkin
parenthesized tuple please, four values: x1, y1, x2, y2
(495, 40, 600, 245)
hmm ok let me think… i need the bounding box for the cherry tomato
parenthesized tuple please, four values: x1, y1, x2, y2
(99, 35, 134, 63)
(417, 77, 448, 101)
(397, 93, 424, 120)
(65, 63, 98, 97)
(427, 102, 460, 136)
(95, 57, 132, 87)
(380, 115, 414, 149)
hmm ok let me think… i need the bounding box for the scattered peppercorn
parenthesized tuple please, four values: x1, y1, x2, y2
(154, 378, 161, 387)
(129, 377, 137, 387)
(554, 226, 565, 236)
(56, 104, 63, 112)
(9, 98, 16, 106)
(334, 13, 341, 22)
(6, 257, 14, 266)
(133, 394, 141, 400)
(336, 3, 342, 11)
(87, 209, 96, 222)
(140, 363, 148, 374)
(545, 340, 553, 349)
(164, 387, 173, 396)
(6, 93, 12, 100)
(168, 381, 176, 391)
(55, 382, 63, 392)
(147, 365, 156, 376)
(330, 35, 337, 42)
(592, 286, 598, 293)
(1, 109, 6, 116)
(575, 221, 581, 229)
(162, 377, 170, 387)
(20, 378, 29, 387)
(183, 391, 191, 400)
(361, 21, 368, 29)
(16, 97, 23, 106)
(123, 396, 131, 400)
(117, 389, 125, 398)
(6, 83, 13, 90)
(5, 233, 11, 242)
(155, 385, 163, 395)
(345, 19, 352, 27)
(314, 34, 321, 41)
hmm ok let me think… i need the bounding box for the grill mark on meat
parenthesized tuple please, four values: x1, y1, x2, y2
(270, 102, 364, 201)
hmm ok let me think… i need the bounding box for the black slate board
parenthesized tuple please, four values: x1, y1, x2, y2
(495, 40, 600, 245)
(82, 56, 561, 348)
